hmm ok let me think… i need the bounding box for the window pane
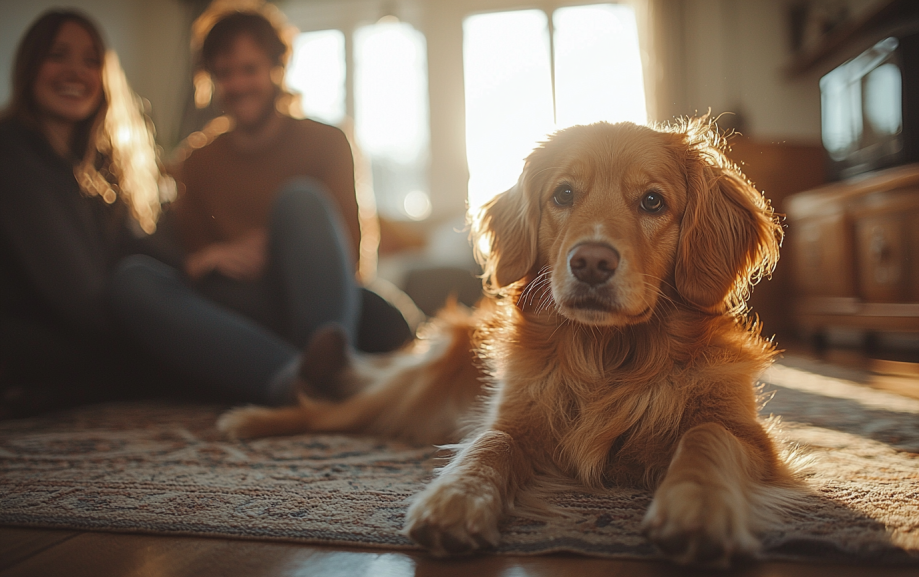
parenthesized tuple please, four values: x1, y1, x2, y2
(354, 20, 431, 220)
(287, 30, 346, 126)
(553, 4, 647, 128)
(464, 10, 554, 210)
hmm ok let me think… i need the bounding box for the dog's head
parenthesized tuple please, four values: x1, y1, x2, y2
(472, 119, 781, 326)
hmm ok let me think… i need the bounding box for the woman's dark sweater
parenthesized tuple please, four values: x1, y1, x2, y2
(0, 117, 168, 409)
(0, 117, 132, 338)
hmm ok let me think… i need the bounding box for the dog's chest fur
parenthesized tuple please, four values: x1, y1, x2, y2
(479, 302, 769, 489)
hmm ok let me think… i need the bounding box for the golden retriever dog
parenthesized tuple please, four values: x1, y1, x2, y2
(218, 118, 802, 566)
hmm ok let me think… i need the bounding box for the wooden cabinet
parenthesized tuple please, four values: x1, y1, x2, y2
(792, 210, 855, 298)
(726, 138, 828, 336)
(785, 164, 919, 337)
(855, 197, 917, 302)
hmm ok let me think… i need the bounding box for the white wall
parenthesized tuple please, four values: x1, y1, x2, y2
(0, 0, 192, 147)
(680, 0, 823, 143)
(678, 0, 888, 144)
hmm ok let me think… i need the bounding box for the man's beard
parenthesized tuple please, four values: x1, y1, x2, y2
(225, 85, 280, 132)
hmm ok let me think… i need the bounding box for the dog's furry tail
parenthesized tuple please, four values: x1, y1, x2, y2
(218, 302, 488, 445)
(216, 401, 326, 440)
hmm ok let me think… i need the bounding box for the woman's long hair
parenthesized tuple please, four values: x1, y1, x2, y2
(5, 9, 168, 233)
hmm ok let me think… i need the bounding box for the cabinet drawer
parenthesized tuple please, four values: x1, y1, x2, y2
(855, 213, 911, 302)
(790, 212, 855, 297)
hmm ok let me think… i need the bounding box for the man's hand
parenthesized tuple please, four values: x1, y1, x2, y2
(185, 229, 268, 281)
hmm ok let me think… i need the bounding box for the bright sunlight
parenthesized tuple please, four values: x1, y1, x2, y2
(464, 4, 647, 210)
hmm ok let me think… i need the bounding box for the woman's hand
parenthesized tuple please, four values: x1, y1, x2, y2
(185, 229, 268, 281)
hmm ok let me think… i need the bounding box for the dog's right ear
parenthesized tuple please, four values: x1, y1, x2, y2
(672, 122, 782, 313)
(471, 165, 541, 290)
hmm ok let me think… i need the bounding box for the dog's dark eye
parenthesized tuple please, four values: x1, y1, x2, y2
(553, 184, 574, 207)
(640, 191, 665, 213)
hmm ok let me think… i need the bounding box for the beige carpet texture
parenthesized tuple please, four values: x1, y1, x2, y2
(1, 358, 917, 564)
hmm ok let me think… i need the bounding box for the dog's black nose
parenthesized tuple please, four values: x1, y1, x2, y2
(569, 243, 620, 286)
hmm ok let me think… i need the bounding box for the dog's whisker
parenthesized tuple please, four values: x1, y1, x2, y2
(528, 273, 556, 314)
(518, 266, 553, 308)
(547, 314, 572, 341)
(517, 266, 551, 310)
(536, 285, 557, 314)
(529, 275, 553, 307)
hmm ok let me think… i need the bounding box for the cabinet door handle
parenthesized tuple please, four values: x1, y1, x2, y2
(869, 226, 898, 284)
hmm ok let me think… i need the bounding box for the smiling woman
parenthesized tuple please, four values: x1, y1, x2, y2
(0, 9, 171, 415)
(30, 21, 103, 151)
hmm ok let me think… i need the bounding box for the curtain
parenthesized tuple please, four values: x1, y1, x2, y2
(629, 0, 687, 124)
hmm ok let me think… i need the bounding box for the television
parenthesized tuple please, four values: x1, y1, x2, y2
(820, 33, 919, 180)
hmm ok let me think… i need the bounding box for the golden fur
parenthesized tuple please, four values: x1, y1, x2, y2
(218, 119, 801, 566)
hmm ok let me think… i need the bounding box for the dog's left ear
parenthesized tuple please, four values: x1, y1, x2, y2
(675, 153, 782, 312)
(472, 164, 541, 291)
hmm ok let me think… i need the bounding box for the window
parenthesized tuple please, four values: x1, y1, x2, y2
(287, 30, 346, 126)
(463, 10, 555, 213)
(354, 19, 431, 220)
(464, 4, 647, 210)
(287, 21, 431, 221)
(553, 5, 646, 128)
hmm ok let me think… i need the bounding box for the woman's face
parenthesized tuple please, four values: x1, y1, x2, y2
(32, 21, 104, 127)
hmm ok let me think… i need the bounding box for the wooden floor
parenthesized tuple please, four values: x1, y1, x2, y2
(2, 339, 917, 577)
(3, 527, 919, 577)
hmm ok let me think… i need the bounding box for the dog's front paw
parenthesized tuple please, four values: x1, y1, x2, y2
(403, 477, 502, 556)
(641, 481, 758, 567)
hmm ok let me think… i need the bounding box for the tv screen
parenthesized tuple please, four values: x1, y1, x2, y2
(821, 37, 905, 179)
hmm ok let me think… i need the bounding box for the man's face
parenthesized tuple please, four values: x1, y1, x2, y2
(210, 33, 277, 130)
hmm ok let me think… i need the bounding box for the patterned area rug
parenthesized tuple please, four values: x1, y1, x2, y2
(1, 357, 917, 564)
